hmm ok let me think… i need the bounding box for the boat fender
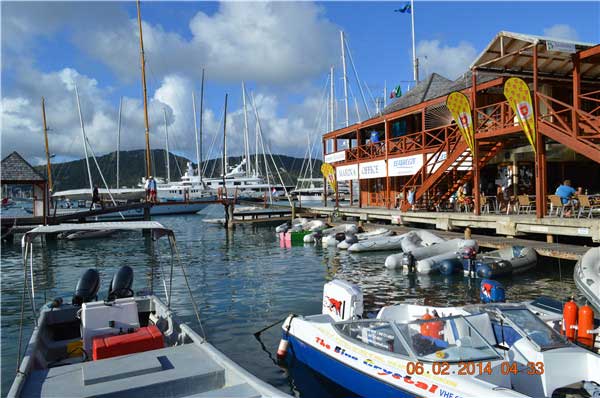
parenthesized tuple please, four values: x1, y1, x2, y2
(401, 252, 416, 274)
(277, 315, 296, 362)
(480, 279, 505, 303)
(439, 259, 461, 276)
(562, 297, 578, 341)
(73, 268, 100, 306)
(107, 266, 134, 301)
(577, 303, 595, 347)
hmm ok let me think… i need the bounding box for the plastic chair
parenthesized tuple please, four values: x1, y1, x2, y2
(516, 195, 535, 215)
(577, 195, 600, 218)
(548, 195, 571, 217)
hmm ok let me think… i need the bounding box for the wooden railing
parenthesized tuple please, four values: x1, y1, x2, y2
(474, 100, 516, 135)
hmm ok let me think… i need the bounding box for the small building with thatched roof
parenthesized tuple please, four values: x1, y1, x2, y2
(1, 151, 48, 221)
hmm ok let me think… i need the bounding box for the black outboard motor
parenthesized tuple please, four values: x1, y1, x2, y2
(334, 232, 346, 242)
(107, 266, 134, 301)
(72, 268, 100, 306)
(401, 252, 416, 274)
(461, 247, 478, 278)
(344, 233, 358, 245)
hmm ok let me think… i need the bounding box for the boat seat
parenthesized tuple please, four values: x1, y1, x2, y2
(21, 344, 226, 397)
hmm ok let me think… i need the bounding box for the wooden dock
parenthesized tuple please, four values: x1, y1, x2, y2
(290, 205, 600, 244)
(232, 208, 292, 224)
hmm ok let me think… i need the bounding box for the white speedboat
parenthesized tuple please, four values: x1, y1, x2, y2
(9, 222, 287, 398)
(279, 280, 600, 398)
(575, 247, 600, 311)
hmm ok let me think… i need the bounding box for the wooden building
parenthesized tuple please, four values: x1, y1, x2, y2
(323, 31, 600, 218)
(1, 151, 48, 223)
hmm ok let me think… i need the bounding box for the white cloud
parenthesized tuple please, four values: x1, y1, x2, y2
(2, 2, 338, 85)
(1, 65, 327, 166)
(416, 40, 477, 80)
(543, 24, 579, 41)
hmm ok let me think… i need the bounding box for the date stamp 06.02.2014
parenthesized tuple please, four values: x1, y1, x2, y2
(405, 361, 544, 376)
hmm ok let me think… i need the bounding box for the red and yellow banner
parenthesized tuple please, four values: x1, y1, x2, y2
(504, 77, 536, 153)
(446, 92, 475, 153)
(321, 163, 336, 194)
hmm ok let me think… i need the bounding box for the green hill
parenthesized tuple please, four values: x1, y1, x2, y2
(36, 149, 321, 191)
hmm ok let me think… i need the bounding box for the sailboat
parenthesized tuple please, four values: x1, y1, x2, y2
(54, 3, 217, 216)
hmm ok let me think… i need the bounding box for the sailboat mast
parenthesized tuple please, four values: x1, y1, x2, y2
(222, 94, 228, 196)
(241, 81, 250, 177)
(340, 30, 349, 127)
(75, 84, 94, 192)
(136, 0, 151, 179)
(192, 92, 200, 176)
(116, 96, 122, 188)
(199, 68, 205, 183)
(329, 66, 334, 132)
(41, 97, 53, 193)
(163, 108, 170, 183)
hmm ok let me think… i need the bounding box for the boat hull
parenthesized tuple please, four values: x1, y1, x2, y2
(286, 334, 414, 398)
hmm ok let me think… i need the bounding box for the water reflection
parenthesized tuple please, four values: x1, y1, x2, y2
(0, 215, 579, 397)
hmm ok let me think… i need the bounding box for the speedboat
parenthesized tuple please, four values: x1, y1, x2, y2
(575, 247, 600, 311)
(9, 221, 286, 398)
(279, 280, 600, 398)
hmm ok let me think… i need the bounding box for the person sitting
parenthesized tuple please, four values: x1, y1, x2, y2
(556, 180, 576, 205)
(556, 179, 577, 216)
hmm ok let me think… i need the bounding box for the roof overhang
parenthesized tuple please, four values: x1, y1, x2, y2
(22, 221, 173, 244)
(471, 31, 599, 79)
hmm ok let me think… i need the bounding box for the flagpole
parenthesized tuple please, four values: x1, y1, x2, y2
(410, 0, 419, 82)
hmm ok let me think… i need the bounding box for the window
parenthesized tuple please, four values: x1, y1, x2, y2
(334, 320, 409, 356)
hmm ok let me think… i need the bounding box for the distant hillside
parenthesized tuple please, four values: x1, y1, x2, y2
(36, 149, 322, 191)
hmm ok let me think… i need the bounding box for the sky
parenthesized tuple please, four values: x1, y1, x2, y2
(1, 1, 599, 167)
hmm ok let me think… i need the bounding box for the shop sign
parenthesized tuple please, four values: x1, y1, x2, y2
(359, 160, 387, 179)
(324, 150, 346, 163)
(336, 164, 359, 181)
(388, 154, 423, 176)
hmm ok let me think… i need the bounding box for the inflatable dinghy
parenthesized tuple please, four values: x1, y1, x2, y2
(302, 220, 326, 232)
(63, 229, 118, 240)
(348, 233, 408, 252)
(400, 230, 445, 253)
(574, 247, 600, 311)
(337, 228, 392, 250)
(386, 238, 478, 273)
(470, 246, 537, 278)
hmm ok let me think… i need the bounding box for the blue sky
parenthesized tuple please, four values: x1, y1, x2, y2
(2, 1, 598, 165)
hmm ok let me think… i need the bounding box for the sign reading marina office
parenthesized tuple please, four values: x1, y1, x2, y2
(359, 160, 387, 179)
(336, 164, 359, 181)
(324, 150, 346, 164)
(388, 154, 424, 177)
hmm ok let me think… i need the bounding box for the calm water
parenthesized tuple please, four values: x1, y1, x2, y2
(0, 206, 578, 396)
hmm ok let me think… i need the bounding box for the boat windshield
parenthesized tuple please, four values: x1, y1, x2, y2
(395, 315, 502, 363)
(499, 308, 569, 351)
(334, 320, 410, 357)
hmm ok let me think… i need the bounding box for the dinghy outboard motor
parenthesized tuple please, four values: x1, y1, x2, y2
(461, 247, 478, 278)
(72, 268, 100, 306)
(401, 252, 416, 273)
(107, 265, 134, 301)
(334, 232, 346, 242)
(344, 233, 358, 245)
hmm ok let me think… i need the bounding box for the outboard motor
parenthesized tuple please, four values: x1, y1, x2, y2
(344, 233, 358, 245)
(334, 232, 346, 242)
(72, 268, 100, 306)
(107, 266, 134, 301)
(461, 247, 478, 278)
(401, 252, 416, 274)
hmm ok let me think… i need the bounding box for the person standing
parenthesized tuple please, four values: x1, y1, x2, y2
(148, 176, 157, 203)
(90, 185, 103, 210)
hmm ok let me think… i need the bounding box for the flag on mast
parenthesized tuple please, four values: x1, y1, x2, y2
(390, 85, 402, 99)
(394, 2, 411, 13)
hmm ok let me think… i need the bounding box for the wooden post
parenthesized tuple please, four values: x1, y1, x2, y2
(385, 120, 390, 209)
(136, 0, 152, 179)
(572, 54, 580, 136)
(357, 129, 362, 209)
(334, 138, 339, 208)
(322, 139, 328, 207)
(471, 69, 481, 215)
(533, 44, 546, 218)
